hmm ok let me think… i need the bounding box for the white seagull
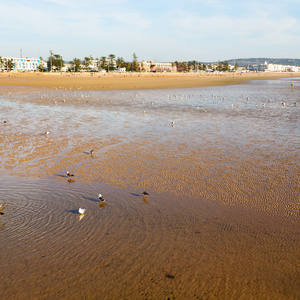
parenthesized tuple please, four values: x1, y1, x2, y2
(98, 194, 106, 202)
(78, 208, 86, 214)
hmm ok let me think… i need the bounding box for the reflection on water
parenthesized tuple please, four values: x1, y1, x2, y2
(99, 202, 107, 208)
(0, 78, 299, 299)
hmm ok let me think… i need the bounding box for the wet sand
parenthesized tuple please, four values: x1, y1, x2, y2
(0, 76, 299, 299)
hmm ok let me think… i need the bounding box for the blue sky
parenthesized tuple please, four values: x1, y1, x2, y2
(0, 0, 299, 62)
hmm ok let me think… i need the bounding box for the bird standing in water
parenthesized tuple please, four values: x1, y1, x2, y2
(142, 191, 149, 203)
(98, 194, 106, 202)
(67, 171, 74, 177)
(0, 204, 4, 215)
(98, 194, 106, 208)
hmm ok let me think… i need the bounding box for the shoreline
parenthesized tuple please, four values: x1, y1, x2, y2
(0, 71, 299, 91)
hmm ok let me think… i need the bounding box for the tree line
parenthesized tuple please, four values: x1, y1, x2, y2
(43, 52, 139, 72)
(44, 51, 239, 72)
(174, 60, 239, 72)
(0, 53, 239, 73)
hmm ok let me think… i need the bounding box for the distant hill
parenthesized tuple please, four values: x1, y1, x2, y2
(213, 58, 300, 67)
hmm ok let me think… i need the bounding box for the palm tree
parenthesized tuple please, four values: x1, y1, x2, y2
(82, 56, 92, 71)
(116, 57, 124, 68)
(70, 58, 81, 72)
(0, 56, 3, 71)
(100, 56, 107, 71)
(131, 52, 138, 72)
(6, 59, 15, 72)
(47, 53, 64, 72)
(108, 54, 115, 71)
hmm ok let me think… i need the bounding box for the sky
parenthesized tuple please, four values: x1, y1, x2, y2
(0, 0, 299, 62)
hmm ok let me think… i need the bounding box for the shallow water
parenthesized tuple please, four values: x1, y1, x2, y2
(0, 78, 299, 299)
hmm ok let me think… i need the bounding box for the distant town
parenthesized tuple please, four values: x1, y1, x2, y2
(0, 53, 300, 73)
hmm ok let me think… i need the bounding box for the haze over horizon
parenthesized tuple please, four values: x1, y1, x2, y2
(1, 0, 299, 62)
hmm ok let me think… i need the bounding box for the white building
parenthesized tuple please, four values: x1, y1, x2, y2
(1, 57, 40, 72)
(89, 60, 99, 71)
(140, 61, 177, 72)
(115, 67, 126, 72)
(85, 59, 115, 72)
(265, 63, 300, 72)
(261, 61, 299, 72)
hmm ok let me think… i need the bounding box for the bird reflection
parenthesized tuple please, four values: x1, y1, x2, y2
(79, 213, 86, 221)
(99, 202, 107, 208)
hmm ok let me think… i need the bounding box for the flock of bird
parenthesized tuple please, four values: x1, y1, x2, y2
(64, 171, 148, 218)
(36, 90, 299, 137)
(34, 89, 298, 219)
(0, 190, 150, 218)
(77, 191, 149, 219)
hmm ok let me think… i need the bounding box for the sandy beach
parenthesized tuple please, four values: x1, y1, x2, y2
(0, 71, 299, 91)
(0, 72, 299, 299)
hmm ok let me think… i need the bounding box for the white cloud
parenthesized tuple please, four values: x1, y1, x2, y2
(164, 8, 299, 43)
(1, 0, 299, 61)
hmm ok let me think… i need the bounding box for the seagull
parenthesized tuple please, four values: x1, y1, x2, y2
(67, 171, 74, 177)
(98, 194, 106, 202)
(78, 208, 86, 214)
(90, 150, 94, 155)
(142, 191, 149, 196)
(44, 131, 49, 135)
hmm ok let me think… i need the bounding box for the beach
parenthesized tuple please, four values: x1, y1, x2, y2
(0, 72, 299, 299)
(0, 71, 298, 90)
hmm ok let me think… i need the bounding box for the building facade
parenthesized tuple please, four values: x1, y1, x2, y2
(248, 61, 300, 72)
(1, 57, 40, 72)
(265, 63, 300, 72)
(140, 61, 176, 72)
